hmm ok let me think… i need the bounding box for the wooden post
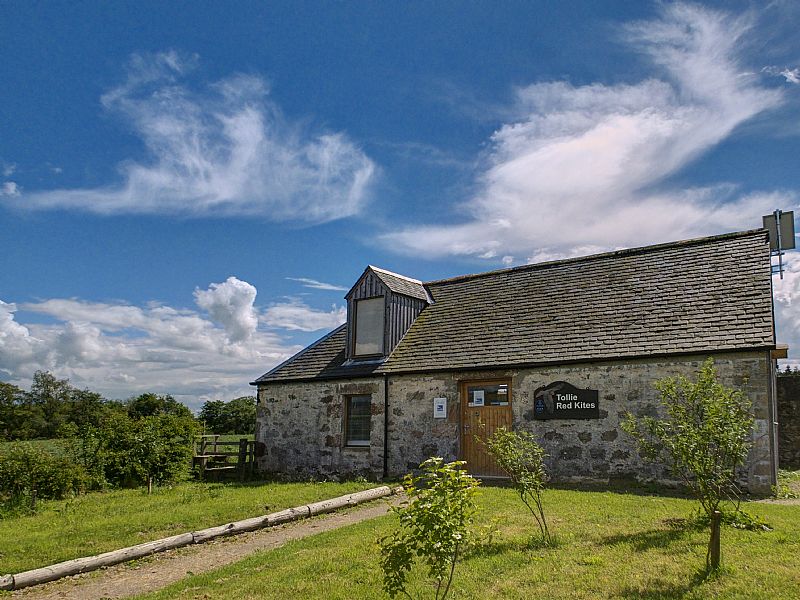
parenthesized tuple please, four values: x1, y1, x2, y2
(238, 438, 248, 482)
(30, 489, 37, 511)
(249, 440, 255, 477)
(709, 510, 721, 570)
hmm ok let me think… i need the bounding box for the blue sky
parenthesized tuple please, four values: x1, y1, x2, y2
(2, 1, 799, 410)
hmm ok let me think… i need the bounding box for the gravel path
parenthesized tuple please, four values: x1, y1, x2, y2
(12, 498, 399, 600)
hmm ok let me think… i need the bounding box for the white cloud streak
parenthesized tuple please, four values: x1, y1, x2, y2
(383, 4, 790, 263)
(262, 300, 346, 332)
(6, 51, 376, 223)
(763, 65, 800, 85)
(1, 182, 20, 196)
(0, 278, 307, 411)
(285, 277, 348, 292)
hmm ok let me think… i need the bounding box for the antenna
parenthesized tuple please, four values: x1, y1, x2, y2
(762, 209, 796, 279)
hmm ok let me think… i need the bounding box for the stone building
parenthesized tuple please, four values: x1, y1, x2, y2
(251, 230, 780, 493)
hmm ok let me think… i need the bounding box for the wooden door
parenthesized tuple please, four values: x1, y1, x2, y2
(460, 380, 512, 477)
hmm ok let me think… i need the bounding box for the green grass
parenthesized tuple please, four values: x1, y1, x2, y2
(0, 438, 65, 454)
(0, 479, 375, 574)
(776, 468, 800, 498)
(139, 487, 800, 600)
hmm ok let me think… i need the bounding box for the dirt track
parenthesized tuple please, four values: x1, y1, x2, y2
(12, 498, 398, 600)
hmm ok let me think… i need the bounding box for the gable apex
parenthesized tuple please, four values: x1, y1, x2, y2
(345, 265, 430, 302)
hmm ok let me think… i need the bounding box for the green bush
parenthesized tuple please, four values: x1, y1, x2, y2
(379, 458, 480, 600)
(0, 442, 87, 504)
(483, 427, 552, 544)
(622, 357, 755, 570)
(622, 358, 754, 516)
(68, 411, 198, 491)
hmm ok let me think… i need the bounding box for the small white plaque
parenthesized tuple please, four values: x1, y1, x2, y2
(472, 390, 485, 407)
(434, 397, 447, 419)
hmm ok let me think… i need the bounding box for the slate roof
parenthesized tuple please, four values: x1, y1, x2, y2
(252, 325, 383, 383)
(253, 230, 775, 384)
(365, 266, 430, 302)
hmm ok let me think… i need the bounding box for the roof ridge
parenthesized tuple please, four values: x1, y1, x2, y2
(368, 265, 425, 285)
(423, 228, 768, 286)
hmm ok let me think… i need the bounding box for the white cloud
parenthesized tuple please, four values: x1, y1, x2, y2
(286, 277, 348, 292)
(194, 277, 258, 342)
(262, 300, 346, 332)
(383, 3, 788, 261)
(1, 182, 20, 196)
(763, 66, 800, 85)
(0, 278, 308, 411)
(772, 252, 800, 365)
(2, 162, 16, 177)
(6, 51, 376, 223)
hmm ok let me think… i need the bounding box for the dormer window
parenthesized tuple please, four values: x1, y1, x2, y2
(354, 297, 384, 356)
(345, 266, 430, 361)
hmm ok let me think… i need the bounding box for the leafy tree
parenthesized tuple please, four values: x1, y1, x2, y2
(225, 396, 256, 434)
(1, 372, 117, 440)
(28, 370, 73, 438)
(0, 381, 28, 440)
(127, 392, 193, 420)
(199, 399, 226, 432)
(199, 396, 256, 434)
(622, 358, 754, 569)
(483, 427, 552, 544)
(67, 411, 198, 492)
(379, 458, 479, 600)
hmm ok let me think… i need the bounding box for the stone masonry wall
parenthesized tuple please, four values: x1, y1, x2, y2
(256, 351, 776, 493)
(777, 376, 800, 469)
(255, 377, 384, 479)
(386, 351, 775, 494)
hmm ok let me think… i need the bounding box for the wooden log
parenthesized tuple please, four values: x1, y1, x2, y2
(307, 486, 392, 516)
(265, 506, 313, 526)
(192, 506, 312, 543)
(11, 532, 195, 590)
(7, 485, 396, 590)
(0, 574, 14, 591)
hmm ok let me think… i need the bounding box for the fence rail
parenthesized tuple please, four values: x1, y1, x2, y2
(192, 435, 255, 481)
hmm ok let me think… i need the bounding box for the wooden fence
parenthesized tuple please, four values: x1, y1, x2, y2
(192, 435, 255, 481)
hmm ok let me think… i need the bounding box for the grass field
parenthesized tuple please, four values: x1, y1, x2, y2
(139, 487, 800, 600)
(0, 438, 65, 454)
(0, 479, 375, 574)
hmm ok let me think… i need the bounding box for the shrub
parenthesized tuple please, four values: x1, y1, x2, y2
(483, 427, 552, 544)
(67, 411, 198, 492)
(379, 458, 479, 600)
(622, 358, 755, 569)
(0, 442, 87, 505)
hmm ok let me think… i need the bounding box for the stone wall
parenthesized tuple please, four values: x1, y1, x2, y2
(255, 377, 385, 479)
(255, 351, 776, 493)
(777, 376, 800, 469)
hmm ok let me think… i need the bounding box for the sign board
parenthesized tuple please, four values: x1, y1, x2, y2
(533, 381, 600, 420)
(763, 211, 796, 250)
(433, 397, 447, 419)
(470, 390, 485, 407)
